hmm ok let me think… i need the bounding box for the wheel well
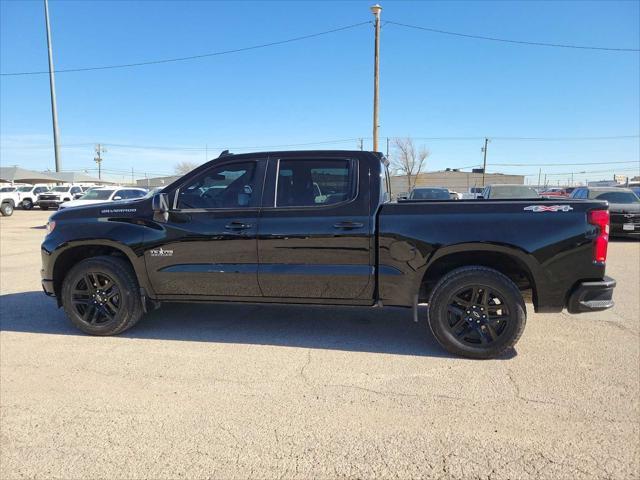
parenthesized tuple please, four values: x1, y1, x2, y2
(419, 251, 537, 306)
(53, 245, 134, 298)
(2, 199, 15, 206)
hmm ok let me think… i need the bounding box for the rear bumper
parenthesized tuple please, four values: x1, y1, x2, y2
(566, 276, 616, 313)
(610, 221, 640, 238)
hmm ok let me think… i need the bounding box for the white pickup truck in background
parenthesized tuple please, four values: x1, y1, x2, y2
(0, 187, 21, 216)
(15, 185, 50, 210)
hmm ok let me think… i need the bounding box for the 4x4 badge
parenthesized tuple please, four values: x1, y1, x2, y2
(524, 205, 573, 212)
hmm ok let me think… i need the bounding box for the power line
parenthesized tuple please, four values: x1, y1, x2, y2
(491, 135, 640, 141)
(3, 135, 637, 151)
(0, 138, 364, 151)
(385, 20, 640, 52)
(528, 168, 640, 177)
(0, 21, 370, 76)
(492, 160, 639, 167)
(409, 135, 640, 141)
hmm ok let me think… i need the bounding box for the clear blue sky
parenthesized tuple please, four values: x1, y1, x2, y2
(1, 0, 639, 185)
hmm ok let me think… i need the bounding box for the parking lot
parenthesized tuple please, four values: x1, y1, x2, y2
(0, 209, 638, 479)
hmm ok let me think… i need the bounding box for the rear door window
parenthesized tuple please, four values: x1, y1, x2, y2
(276, 159, 355, 207)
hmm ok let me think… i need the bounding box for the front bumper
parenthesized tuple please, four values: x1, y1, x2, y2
(567, 276, 616, 313)
(38, 200, 62, 208)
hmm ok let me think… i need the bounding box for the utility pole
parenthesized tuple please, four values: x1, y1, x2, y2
(386, 137, 389, 157)
(359, 138, 364, 151)
(537, 168, 542, 188)
(205, 144, 208, 161)
(481, 137, 490, 186)
(94, 144, 106, 180)
(44, 0, 61, 172)
(371, 4, 382, 152)
(131, 167, 134, 185)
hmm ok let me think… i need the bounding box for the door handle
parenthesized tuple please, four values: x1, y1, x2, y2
(225, 222, 252, 230)
(333, 221, 364, 230)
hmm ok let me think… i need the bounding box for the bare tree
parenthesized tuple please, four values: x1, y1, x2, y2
(174, 160, 200, 175)
(391, 137, 430, 192)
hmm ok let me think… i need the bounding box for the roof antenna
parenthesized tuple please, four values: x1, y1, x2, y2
(219, 150, 231, 157)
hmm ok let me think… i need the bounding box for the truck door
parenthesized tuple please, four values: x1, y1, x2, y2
(144, 159, 266, 298)
(257, 155, 374, 300)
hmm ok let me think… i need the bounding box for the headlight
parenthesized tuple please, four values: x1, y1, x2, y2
(46, 220, 56, 234)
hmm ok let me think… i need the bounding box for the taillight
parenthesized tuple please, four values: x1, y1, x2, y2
(588, 209, 609, 263)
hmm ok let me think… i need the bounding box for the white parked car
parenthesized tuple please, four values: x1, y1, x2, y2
(15, 185, 50, 210)
(59, 187, 147, 209)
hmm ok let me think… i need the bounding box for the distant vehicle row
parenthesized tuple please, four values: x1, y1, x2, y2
(0, 185, 148, 216)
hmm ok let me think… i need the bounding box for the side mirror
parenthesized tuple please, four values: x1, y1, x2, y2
(152, 192, 170, 212)
(113, 196, 122, 201)
(152, 192, 170, 223)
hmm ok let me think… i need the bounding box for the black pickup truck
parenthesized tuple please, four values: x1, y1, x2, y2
(41, 150, 615, 358)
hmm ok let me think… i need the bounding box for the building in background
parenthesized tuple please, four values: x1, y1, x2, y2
(390, 170, 524, 197)
(136, 175, 180, 188)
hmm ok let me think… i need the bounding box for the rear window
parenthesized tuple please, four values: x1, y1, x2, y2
(409, 188, 450, 200)
(489, 186, 539, 199)
(589, 191, 640, 204)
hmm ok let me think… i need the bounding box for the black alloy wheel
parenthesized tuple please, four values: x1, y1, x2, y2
(427, 266, 526, 359)
(446, 286, 510, 346)
(70, 272, 121, 326)
(61, 256, 144, 336)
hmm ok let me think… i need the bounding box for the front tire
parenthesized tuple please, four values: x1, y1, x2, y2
(61, 256, 144, 336)
(427, 266, 526, 359)
(22, 199, 33, 210)
(1, 202, 14, 216)
(40, 205, 49, 211)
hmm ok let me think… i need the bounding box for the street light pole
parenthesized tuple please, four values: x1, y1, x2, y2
(44, 0, 61, 172)
(371, 4, 382, 152)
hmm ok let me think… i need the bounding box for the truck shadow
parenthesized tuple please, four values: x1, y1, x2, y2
(0, 291, 517, 359)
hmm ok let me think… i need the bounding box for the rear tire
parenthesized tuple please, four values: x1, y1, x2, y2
(427, 266, 526, 359)
(1, 202, 14, 216)
(61, 255, 144, 336)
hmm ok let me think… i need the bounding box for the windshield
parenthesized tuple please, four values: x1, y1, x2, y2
(489, 186, 539, 199)
(0, 187, 16, 192)
(81, 189, 114, 200)
(410, 188, 450, 200)
(51, 186, 69, 192)
(17, 186, 33, 192)
(590, 191, 640, 204)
